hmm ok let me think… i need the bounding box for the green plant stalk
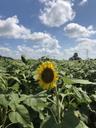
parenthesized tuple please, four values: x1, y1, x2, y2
(5, 123, 16, 128)
(0, 107, 3, 124)
(56, 87, 60, 124)
(47, 97, 56, 105)
(49, 108, 58, 125)
(2, 107, 8, 128)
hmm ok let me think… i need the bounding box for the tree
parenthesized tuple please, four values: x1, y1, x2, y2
(69, 53, 81, 60)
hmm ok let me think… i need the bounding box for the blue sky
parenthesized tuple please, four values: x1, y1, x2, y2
(0, 0, 96, 59)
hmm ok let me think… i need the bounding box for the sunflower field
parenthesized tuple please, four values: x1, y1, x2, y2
(0, 56, 96, 128)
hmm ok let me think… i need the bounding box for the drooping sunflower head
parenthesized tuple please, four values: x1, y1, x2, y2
(34, 61, 58, 90)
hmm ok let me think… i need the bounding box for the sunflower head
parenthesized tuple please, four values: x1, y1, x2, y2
(34, 61, 58, 90)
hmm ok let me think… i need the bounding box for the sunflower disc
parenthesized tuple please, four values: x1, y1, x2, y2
(34, 61, 58, 90)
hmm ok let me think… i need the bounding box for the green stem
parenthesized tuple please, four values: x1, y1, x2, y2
(2, 108, 8, 128)
(0, 107, 2, 123)
(56, 87, 60, 124)
(47, 97, 56, 105)
(49, 108, 58, 125)
(5, 123, 16, 128)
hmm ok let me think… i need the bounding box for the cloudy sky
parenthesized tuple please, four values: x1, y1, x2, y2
(0, 0, 96, 59)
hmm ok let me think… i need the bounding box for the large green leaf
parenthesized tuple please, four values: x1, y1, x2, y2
(73, 87, 91, 103)
(0, 94, 8, 107)
(63, 77, 96, 85)
(61, 110, 80, 128)
(61, 110, 88, 128)
(72, 79, 96, 85)
(40, 116, 59, 128)
(0, 76, 7, 88)
(8, 93, 20, 111)
(73, 87, 83, 101)
(63, 76, 73, 85)
(9, 104, 33, 128)
(79, 89, 91, 103)
(23, 97, 47, 111)
(16, 105, 30, 123)
(91, 94, 96, 101)
(12, 83, 20, 91)
(76, 121, 88, 128)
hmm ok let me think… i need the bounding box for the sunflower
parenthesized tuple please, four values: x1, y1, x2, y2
(34, 61, 58, 90)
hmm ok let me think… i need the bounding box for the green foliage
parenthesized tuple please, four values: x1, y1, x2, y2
(0, 58, 96, 128)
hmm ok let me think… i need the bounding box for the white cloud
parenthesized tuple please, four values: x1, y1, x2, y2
(0, 46, 19, 58)
(0, 16, 61, 49)
(0, 16, 31, 39)
(39, 0, 75, 27)
(1, 38, 96, 60)
(17, 44, 63, 59)
(0, 16, 63, 59)
(0, 47, 10, 52)
(1, 16, 96, 60)
(39, 0, 49, 4)
(77, 38, 96, 51)
(79, 0, 88, 6)
(64, 38, 96, 59)
(64, 23, 96, 38)
(16, 38, 96, 59)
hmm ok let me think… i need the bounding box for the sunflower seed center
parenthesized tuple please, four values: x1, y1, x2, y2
(41, 68, 54, 83)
